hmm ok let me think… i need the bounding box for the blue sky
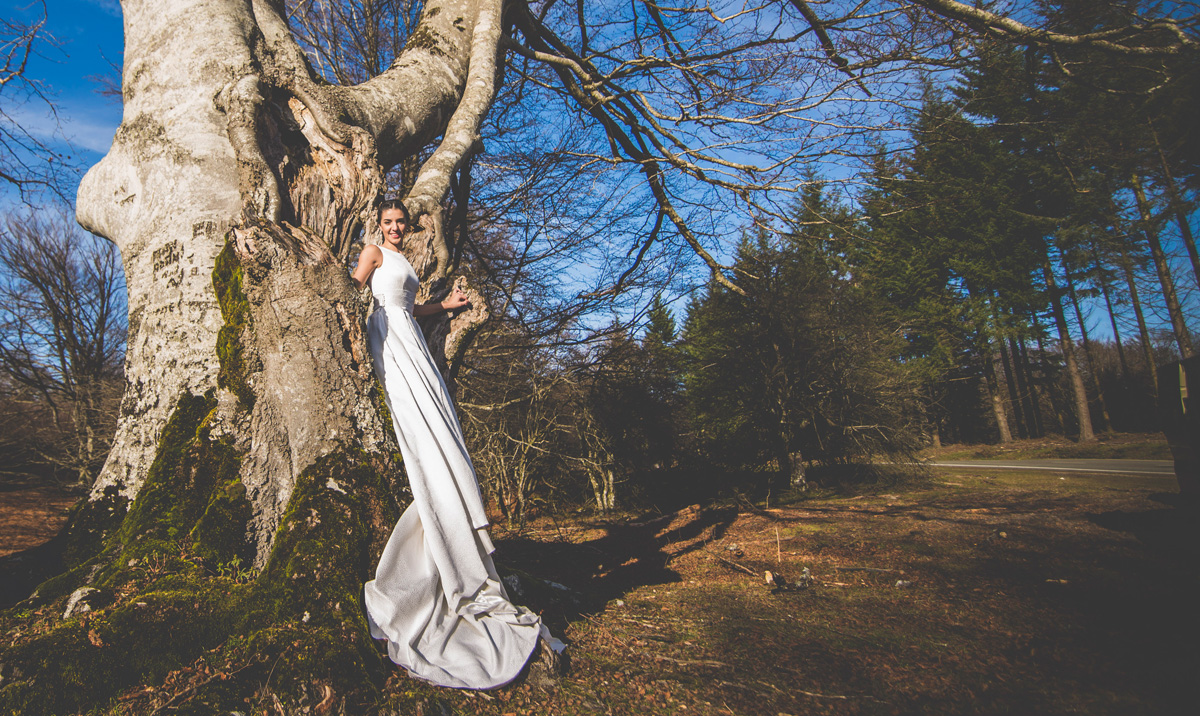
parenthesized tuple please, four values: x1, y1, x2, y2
(3, 0, 1194, 348)
(2, 0, 124, 202)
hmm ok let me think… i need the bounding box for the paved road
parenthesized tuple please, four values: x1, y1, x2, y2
(928, 458, 1175, 477)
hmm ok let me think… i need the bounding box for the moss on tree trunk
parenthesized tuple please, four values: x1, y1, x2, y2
(0, 390, 405, 714)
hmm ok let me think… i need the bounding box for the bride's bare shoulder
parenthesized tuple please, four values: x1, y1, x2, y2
(357, 243, 385, 267)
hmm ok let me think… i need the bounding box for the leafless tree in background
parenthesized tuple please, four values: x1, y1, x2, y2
(0, 0, 75, 201)
(0, 211, 126, 486)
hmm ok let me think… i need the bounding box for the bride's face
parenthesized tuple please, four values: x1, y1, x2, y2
(380, 208, 408, 246)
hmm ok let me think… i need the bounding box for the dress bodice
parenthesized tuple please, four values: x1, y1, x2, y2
(370, 247, 420, 313)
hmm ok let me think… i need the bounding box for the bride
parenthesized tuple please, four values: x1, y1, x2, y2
(351, 199, 561, 689)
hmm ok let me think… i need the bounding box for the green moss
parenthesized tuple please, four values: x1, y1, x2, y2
(189, 473, 253, 567)
(9, 394, 234, 610)
(109, 392, 220, 566)
(0, 365, 409, 715)
(212, 242, 258, 408)
(0, 442, 403, 715)
(30, 554, 110, 606)
(0, 575, 253, 715)
(255, 450, 397, 622)
(371, 379, 394, 430)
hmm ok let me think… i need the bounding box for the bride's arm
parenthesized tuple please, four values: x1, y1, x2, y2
(350, 245, 384, 290)
(413, 286, 470, 316)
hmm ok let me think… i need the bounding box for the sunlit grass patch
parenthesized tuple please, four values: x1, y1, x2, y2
(371, 468, 1192, 715)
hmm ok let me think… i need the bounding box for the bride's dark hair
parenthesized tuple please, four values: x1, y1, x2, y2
(377, 199, 411, 224)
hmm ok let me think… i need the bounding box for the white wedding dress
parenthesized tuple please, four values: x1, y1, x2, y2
(362, 247, 556, 689)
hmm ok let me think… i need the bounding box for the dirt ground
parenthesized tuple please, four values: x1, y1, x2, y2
(391, 468, 1197, 715)
(2, 468, 1195, 715)
(0, 486, 76, 559)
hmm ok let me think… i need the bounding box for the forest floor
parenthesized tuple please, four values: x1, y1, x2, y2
(2, 460, 1195, 715)
(0, 481, 77, 559)
(404, 466, 1196, 715)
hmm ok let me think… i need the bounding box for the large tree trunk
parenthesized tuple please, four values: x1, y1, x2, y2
(2, 0, 500, 712)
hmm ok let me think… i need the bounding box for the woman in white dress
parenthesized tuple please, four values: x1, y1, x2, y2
(351, 200, 560, 689)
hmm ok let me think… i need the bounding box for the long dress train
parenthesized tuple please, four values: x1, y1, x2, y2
(362, 247, 554, 689)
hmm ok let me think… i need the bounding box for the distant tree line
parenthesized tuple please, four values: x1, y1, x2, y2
(852, 3, 1198, 446)
(455, 1, 1200, 517)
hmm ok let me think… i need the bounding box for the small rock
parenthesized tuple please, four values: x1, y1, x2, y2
(894, 580, 914, 589)
(63, 587, 101, 619)
(766, 569, 812, 593)
(502, 574, 525, 598)
(985, 528, 1011, 544)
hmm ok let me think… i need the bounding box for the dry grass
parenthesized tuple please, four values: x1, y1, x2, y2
(0, 487, 75, 558)
(920, 432, 1171, 461)
(385, 468, 1195, 715)
(2, 468, 1194, 714)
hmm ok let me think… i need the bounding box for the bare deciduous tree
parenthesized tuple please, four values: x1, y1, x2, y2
(0, 211, 125, 486)
(0, 0, 74, 201)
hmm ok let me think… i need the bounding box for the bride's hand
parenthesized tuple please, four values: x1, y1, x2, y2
(443, 286, 470, 312)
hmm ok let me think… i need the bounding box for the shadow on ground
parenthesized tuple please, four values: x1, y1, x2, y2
(493, 504, 739, 630)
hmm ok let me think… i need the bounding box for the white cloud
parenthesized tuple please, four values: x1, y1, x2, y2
(62, 112, 119, 154)
(87, 0, 122, 17)
(2, 97, 118, 155)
